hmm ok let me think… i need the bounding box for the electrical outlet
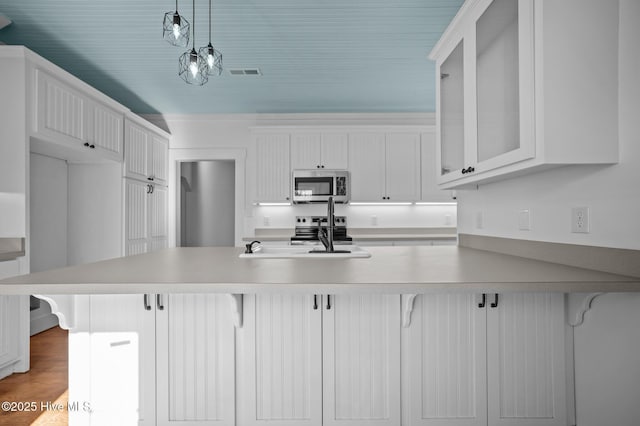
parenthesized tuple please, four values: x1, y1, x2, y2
(475, 212, 483, 229)
(571, 207, 590, 233)
(371, 215, 378, 226)
(444, 214, 453, 226)
(518, 209, 531, 231)
(263, 216, 270, 227)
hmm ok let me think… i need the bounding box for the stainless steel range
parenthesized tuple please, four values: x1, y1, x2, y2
(290, 216, 352, 245)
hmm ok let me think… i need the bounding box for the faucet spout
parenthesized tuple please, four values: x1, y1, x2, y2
(326, 196, 335, 252)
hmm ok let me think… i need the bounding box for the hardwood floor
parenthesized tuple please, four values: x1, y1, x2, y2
(0, 327, 68, 425)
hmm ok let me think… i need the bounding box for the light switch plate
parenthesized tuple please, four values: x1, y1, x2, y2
(518, 209, 531, 231)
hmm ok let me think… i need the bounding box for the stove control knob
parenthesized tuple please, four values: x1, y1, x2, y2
(302, 218, 307, 223)
(297, 218, 301, 223)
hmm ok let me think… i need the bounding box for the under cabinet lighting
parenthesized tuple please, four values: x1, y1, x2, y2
(256, 202, 291, 206)
(349, 202, 413, 206)
(414, 202, 457, 206)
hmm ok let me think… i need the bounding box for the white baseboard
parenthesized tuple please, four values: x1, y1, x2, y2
(30, 313, 59, 336)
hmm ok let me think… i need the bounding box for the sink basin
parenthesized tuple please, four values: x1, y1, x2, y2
(239, 245, 371, 259)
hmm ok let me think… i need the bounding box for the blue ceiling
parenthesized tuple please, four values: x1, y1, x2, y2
(0, 0, 463, 115)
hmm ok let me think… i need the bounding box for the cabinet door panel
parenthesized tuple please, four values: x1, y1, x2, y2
(150, 185, 167, 240)
(291, 133, 321, 169)
(240, 294, 322, 426)
(151, 135, 169, 185)
(404, 294, 486, 426)
(323, 294, 401, 426)
(321, 133, 348, 169)
(90, 102, 124, 161)
(487, 293, 566, 426)
(125, 179, 148, 256)
(156, 294, 235, 425)
(88, 295, 156, 426)
(385, 133, 421, 201)
(36, 70, 87, 146)
(125, 120, 149, 181)
(348, 134, 385, 202)
(255, 134, 291, 202)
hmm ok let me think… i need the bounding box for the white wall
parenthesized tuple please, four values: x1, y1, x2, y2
(146, 113, 456, 238)
(0, 53, 26, 238)
(457, 0, 640, 251)
(574, 293, 640, 426)
(29, 153, 68, 273)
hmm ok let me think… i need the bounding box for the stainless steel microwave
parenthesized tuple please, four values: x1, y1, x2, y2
(292, 170, 349, 204)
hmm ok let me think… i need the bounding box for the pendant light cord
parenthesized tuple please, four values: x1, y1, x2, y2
(209, 0, 212, 43)
(192, 0, 195, 48)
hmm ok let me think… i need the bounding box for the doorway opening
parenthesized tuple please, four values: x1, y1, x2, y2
(179, 161, 235, 247)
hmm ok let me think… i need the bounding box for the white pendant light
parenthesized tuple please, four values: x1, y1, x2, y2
(163, 0, 190, 47)
(178, 0, 208, 85)
(198, 0, 223, 76)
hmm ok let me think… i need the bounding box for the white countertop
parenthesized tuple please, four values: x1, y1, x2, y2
(1, 246, 638, 295)
(243, 227, 457, 242)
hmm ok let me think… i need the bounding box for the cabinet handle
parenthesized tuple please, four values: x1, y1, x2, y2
(146, 184, 151, 194)
(143, 294, 152, 311)
(147, 176, 154, 181)
(321, 165, 325, 168)
(156, 294, 165, 310)
(490, 293, 499, 308)
(83, 142, 90, 147)
(285, 196, 290, 201)
(478, 293, 486, 308)
(89, 144, 95, 149)
(326, 295, 331, 310)
(150, 185, 154, 194)
(313, 295, 318, 310)
(316, 165, 320, 169)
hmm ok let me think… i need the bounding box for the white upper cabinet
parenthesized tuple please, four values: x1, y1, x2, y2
(421, 132, 454, 202)
(124, 118, 169, 186)
(291, 132, 349, 170)
(35, 70, 124, 162)
(254, 133, 291, 203)
(349, 133, 420, 202)
(385, 133, 421, 202)
(431, 0, 619, 188)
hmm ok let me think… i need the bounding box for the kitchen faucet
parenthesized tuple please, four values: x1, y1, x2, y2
(317, 196, 335, 252)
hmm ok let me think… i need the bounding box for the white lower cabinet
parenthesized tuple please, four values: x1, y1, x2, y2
(403, 293, 567, 426)
(238, 294, 401, 426)
(125, 179, 168, 256)
(81, 294, 235, 426)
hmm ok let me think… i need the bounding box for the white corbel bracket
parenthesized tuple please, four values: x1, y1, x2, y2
(228, 294, 243, 328)
(34, 294, 75, 330)
(402, 294, 418, 328)
(567, 292, 604, 327)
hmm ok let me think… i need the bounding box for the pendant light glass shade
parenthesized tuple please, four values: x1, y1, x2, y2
(179, 48, 209, 85)
(198, 43, 223, 76)
(178, 0, 208, 85)
(163, 1, 190, 47)
(198, 0, 223, 76)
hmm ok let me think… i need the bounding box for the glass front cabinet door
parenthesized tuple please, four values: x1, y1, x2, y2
(432, 0, 535, 187)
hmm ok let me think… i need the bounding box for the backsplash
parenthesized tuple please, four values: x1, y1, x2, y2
(249, 204, 457, 232)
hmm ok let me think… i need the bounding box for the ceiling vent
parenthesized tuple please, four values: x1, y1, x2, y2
(228, 68, 262, 76)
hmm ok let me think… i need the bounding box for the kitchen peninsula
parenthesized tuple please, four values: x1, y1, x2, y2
(2, 240, 640, 426)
